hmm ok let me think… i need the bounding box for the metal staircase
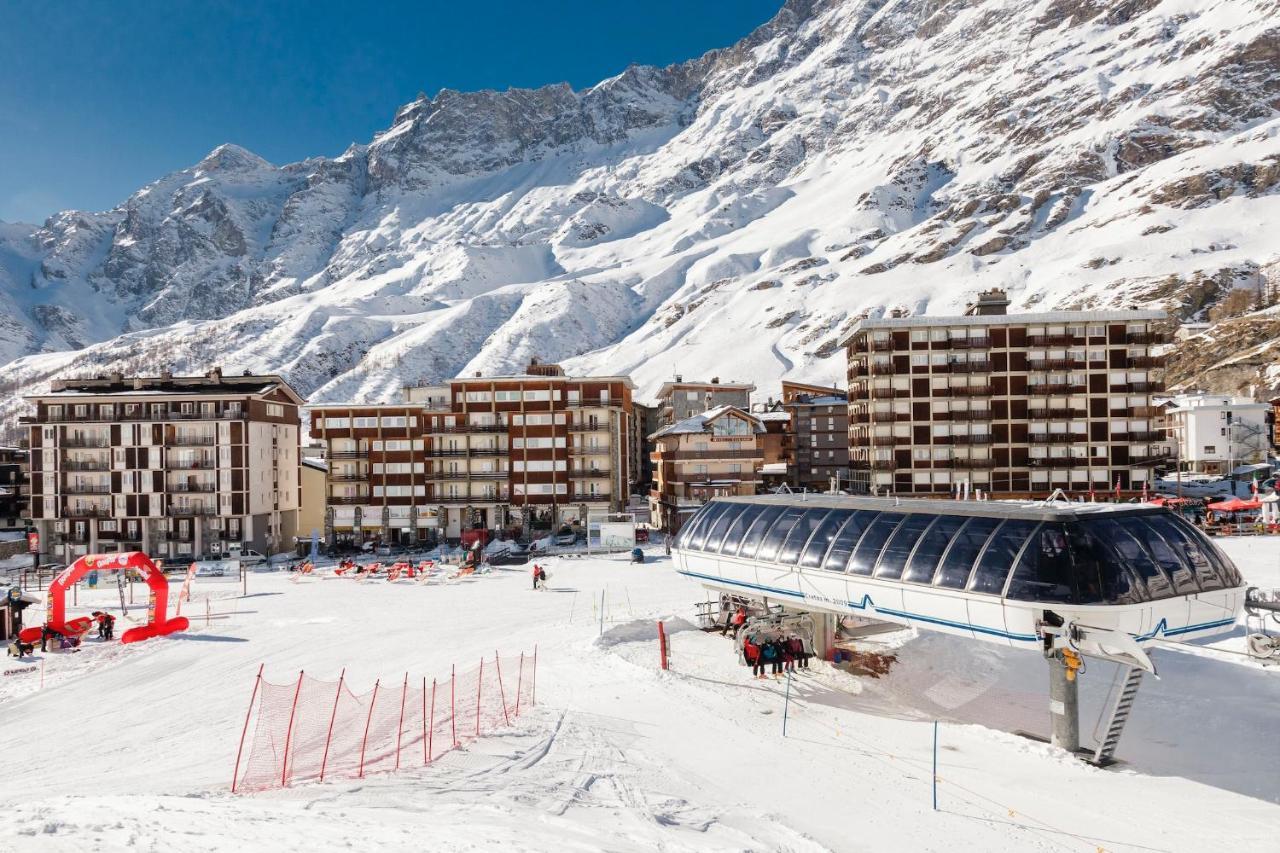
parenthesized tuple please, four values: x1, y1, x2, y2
(1093, 666, 1144, 765)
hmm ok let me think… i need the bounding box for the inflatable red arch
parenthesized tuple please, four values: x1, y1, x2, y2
(46, 551, 189, 644)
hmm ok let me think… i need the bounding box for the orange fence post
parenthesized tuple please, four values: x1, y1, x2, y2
(395, 672, 408, 770)
(230, 663, 264, 794)
(358, 678, 381, 779)
(514, 652, 524, 717)
(494, 650, 510, 726)
(658, 621, 668, 670)
(450, 664, 457, 747)
(280, 670, 305, 788)
(428, 677, 436, 764)
(422, 676, 429, 765)
(319, 668, 345, 783)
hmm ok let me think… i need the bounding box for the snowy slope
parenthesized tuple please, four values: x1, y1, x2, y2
(1, 0, 1278, 426)
(1, 540, 1278, 852)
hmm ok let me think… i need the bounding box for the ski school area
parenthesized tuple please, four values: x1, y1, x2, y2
(0, 536, 1278, 852)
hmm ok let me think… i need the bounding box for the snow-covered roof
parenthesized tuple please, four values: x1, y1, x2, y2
(783, 395, 846, 406)
(760, 462, 788, 474)
(649, 405, 764, 439)
(655, 380, 755, 399)
(757, 411, 791, 422)
(302, 457, 329, 472)
(840, 310, 1167, 345)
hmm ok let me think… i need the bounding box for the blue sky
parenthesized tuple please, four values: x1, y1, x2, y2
(0, 0, 781, 224)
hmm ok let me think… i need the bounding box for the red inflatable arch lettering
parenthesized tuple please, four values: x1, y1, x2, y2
(46, 551, 189, 644)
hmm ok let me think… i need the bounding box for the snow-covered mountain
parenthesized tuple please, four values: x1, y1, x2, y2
(2, 0, 1278, 428)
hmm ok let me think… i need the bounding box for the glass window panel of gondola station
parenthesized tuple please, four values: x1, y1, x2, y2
(840, 289, 1172, 499)
(307, 359, 635, 545)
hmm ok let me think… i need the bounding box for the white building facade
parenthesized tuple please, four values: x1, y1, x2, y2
(1163, 393, 1272, 475)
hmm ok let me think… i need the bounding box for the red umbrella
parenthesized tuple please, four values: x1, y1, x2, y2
(1206, 497, 1261, 512)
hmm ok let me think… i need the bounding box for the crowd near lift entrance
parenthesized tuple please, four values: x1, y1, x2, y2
(675, 494, 1253, 764)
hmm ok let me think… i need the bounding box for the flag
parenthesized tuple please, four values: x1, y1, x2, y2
(1089, 485, 1096, 503)
(1141, 481, 1149, 502)
(1114, 477, 1121, 500)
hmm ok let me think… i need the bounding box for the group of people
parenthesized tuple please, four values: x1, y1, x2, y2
(741, 632, 813, 679)
(90, 611, 116, 641)
(531, 564, 548, 590)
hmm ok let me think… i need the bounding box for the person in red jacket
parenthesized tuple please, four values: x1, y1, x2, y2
(532, 564, 547, 590)
(742, 635, 764, 679)
(720, 605, 747, 638)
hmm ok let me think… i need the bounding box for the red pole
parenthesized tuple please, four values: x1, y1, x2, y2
(427, 678, 436, 764)
(514, 652, 524, 717)
(231, 664, 264, 793)
(532, 644, 538, 707)
(319, 668, 345, 783)
(658, 621, 668, 670)
(450, 664, 457, 747)
(475, 658, 484, 738)
(358, 679, 381, 778)
(395, 672, 408, 770)
(494, 651, 510, 726)
(280, 670, 305, 788)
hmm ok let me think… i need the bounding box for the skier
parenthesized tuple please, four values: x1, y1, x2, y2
(721, 605, 748, 638)
(91, 610, 107, 640)
(532, 564, 548, 590)
(102, 612, 116, 641)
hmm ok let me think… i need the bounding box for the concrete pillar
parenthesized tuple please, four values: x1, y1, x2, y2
(811, 612, 834, 660)
(1048, 653, 1080, 753)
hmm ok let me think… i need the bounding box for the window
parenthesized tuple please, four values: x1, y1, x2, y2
(353, 417, 379, 428)
(734, 506, 786, 559)
(266, 403, 284, 417)
(680, 502, 729, 551)
(874, 515, 934, 580)
(1005, 524, 1076, 603)
(968, 520, 1038, 595)
(380, 416, 408, 428)
(778, 510, 830, 565)
(753, 509, 805, 562)
(711, 416, 752, 438)
(849, 513, 904, 575)
(798, 510, 851, 569)
(703, 504, 748, 554)
(1134, 516, 1203, 594)
(465, 391, 493, 403)
(495, 391, 520, 402)
(903, 515, 966, 584)
(934, 517, 1000, 589)
(717, 505, 764, 555)
(823, 512, 875, 572)
(324, 417, 351, 429)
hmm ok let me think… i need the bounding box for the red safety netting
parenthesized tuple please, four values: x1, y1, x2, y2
(233, 649, 537, 792)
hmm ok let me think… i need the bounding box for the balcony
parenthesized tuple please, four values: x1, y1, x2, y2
(849, 366, 870, 378)
(569, 446, 608, 456)
(1114, 430, 1164, 442)
(424, 448, 469, 457)
(63, 435, 110, 448)
(328, 450, 369, 459)
(953, 457, 996, 468)
(869, 363, 895, 375)
(429, 424, 508, 434)
(570, 493, 610, 502)
(949, 361, 991, 373)
(62, 460, 110, 472)
(950, 337, 990, 349)
(468, 471, 509, 479)
(467, 446, 504, 455)
(1027, 358, 1083, 371)
(655, 449, 760, 461)
(64, 505, 110, 517)
(166, 456, 216, 470)
(566, 400, 613, 408)
(1129, 406, 1163, 418)
(950, 434, 993, 445)
(156, 529, 194, 542)
(870, 388, 899, 399)
(870, 340, 893, 352)
(1126, 332, 1169, 345)
(1027, 334, 1076, 346)
(167, 504, 217, 516)
(168, 482, 217, 493)
(568, 422, 608, 432)
(1030, 383, 1086, 394)
(169, 435, 216, 447)
(949, 410, 992, 421)
(1113, 381, 1165, 393)
(1028, 433, 1084, 444)
(328, 472, 369, 482)
(871, 460, 895, 470)
(569, 468, 609, 478)
(1126, 356, 1163, 369)
(950, 386, 991, 397)
(433, 471, 471, 480)
(64, 483, 112, 494)
(1029, 408, 1086, 420)
(327, 495, 369, 505)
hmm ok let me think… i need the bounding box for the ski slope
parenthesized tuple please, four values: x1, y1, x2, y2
(2, 538, 1278, 852)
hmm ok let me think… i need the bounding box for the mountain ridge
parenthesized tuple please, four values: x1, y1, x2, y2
(1, 0, 1277, 435)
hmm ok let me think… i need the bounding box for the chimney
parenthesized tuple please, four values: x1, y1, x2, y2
(674, 374, 682, 383)
(132, 377, 145, 390)
(160, 368, 173, 380)
(207, 366, 223, 381)
(966, 288, 1010, 316)
(474, 371, 481, 378)
(711, 376, 720, 384)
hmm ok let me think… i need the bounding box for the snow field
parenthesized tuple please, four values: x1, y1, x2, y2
(0, 539, 1276, 851)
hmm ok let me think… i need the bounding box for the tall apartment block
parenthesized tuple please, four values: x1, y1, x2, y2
(656, 377, 754, 426)
(841, 290, 1170, 498)
(309, 359, 633, 543)
(24, 370, 303, 563)
(778, 380, 849, 492)
(0, 446, 30, 532)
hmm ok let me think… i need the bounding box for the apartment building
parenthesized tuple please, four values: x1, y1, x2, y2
(778, 381, 849, 492)
(630, 402, 659, 495)
(649, 406, 765, 534)
(310, 360, 634, 543)
(841, 290, 1171, 498)
(1162, 393, 1273, 474)
(655, 377, 754, 426)
(0, 446, 29, 531)
(24, 370, 303, 563)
